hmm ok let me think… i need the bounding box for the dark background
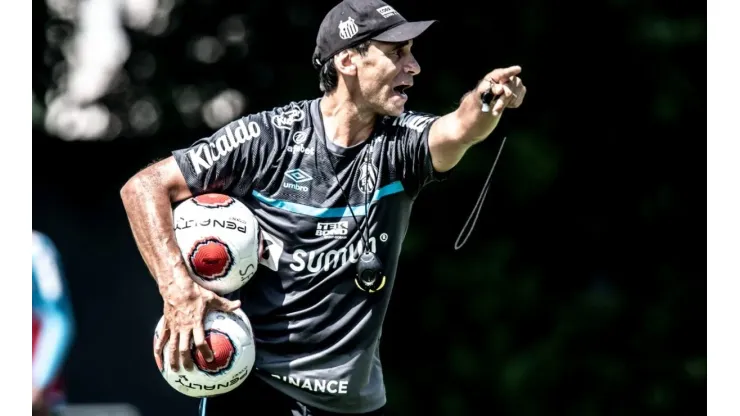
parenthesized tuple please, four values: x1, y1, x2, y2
(32, 0, 706, 415)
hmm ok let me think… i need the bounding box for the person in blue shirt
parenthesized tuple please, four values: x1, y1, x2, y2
(32, 230, 75, 415)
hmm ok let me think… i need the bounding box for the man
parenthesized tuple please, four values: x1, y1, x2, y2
(120, 0, 525, 414)
(32, 230, 76, 416)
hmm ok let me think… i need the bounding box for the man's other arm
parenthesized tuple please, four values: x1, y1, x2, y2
(121, 109, 273, 292)
(120, 157, 193, 291)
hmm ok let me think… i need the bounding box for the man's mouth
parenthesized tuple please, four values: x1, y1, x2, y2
(392, 84, 411, 99)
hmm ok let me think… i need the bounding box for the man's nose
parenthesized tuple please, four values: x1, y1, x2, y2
(404, 54, 420, 75)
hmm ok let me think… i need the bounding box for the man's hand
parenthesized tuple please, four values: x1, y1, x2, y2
(428, 65, 527, 172)
(154, 273, 242, 372)
(476, 65, 527, 117)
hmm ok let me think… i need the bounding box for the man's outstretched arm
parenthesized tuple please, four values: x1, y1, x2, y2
(428, 66, 527, 172)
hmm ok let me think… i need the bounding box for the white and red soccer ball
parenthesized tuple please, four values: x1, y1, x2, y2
(153, 193, 261, 398)
(172, 193, 261, 295)
(153, 309, 256, 398)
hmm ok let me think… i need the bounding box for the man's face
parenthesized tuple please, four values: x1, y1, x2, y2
(353, 40, 420, 116)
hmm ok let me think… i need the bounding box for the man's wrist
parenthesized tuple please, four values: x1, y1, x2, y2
(452, 87, 499, 143)
(157, 268, 194, 296)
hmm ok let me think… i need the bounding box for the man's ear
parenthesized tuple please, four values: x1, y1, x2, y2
(334, 50, 357, 76)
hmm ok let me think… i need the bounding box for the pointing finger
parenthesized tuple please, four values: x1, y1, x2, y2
(491, 66, 521, 83)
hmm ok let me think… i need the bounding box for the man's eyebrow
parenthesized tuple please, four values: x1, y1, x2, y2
(379, 40, 410, 51)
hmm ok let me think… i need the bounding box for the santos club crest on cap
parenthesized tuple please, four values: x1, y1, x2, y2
(192, 194, 235, 208)
(338, 17, 358, 40)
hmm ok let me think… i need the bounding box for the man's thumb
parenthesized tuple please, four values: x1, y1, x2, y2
(226, 299, 242, 311)
(214, 296, 241, 311)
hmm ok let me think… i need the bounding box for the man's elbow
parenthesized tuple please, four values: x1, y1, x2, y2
(429, 117, 476, 172)
(431, 149, 466, 173)
(121, 157, 191, 205)
(120, 173, 144, 203)
(120, 165, 160, 205)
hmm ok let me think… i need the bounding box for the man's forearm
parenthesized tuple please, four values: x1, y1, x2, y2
(428, 89, 502, 172)
(120, 170, 189, 292)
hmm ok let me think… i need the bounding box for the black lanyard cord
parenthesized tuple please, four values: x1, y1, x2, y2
(454, 135, 508, 250)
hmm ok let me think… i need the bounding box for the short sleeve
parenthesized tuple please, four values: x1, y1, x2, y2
(172, 112, 276, 198)
(387, 111, 451, 199)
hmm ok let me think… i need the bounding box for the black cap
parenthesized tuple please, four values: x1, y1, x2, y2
(312, 0, 437, 69)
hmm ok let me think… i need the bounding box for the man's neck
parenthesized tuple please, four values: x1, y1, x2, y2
(319, 91, 377, 148)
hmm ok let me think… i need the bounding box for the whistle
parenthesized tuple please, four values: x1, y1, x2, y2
(480, 88, 496, 112)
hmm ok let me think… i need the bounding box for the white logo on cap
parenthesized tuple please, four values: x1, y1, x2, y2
(338, 17, 359, 39)
(376, 6, 398, 18)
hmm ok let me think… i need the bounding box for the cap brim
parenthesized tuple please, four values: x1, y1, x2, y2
(371, 20, 437, 43)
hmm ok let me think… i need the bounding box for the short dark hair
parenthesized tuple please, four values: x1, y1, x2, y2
(318, 41, 371, 94)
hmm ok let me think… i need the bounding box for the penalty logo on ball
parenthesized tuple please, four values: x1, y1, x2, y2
(188, 237, 235, 281)
(192, 194, 235, 208)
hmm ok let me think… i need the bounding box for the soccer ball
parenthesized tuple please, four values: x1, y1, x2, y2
(153, 308, 256, 398)
(173, 193, 261, 295)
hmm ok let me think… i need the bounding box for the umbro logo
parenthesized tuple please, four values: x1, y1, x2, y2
(284, 169, 312, 183)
